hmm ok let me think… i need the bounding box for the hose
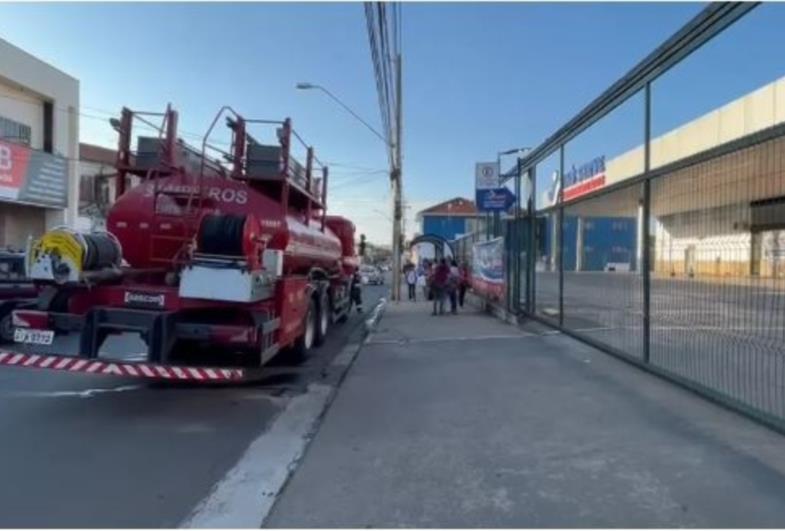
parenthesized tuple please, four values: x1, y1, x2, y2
(81, 233, 122, 270)
(198, 214, 248, 257)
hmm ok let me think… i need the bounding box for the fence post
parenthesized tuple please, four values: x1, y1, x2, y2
(558, 145, 565, 326)
(643, 82, 652, 364)
(513, 160, 522, 313)
(528, 166, 537, 314)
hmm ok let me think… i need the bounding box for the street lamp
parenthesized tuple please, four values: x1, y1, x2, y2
(296, 82, 389, 146)
(497, 146, 532, 178)
(297, 80, 404, 302)
(490, 146, 532, 238)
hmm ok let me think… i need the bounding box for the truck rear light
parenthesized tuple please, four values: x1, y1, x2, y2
(12, 310, 49, 329)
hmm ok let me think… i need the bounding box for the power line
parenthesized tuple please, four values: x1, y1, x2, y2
(325, 161, 387, 172)
(329, 173, 388, 190)
(0, 92, 378, 174)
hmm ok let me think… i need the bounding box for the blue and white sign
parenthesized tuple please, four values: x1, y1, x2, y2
(475, 162, 500, 190)
(475, 160, 515, 212)
(476, 187, 516, 212)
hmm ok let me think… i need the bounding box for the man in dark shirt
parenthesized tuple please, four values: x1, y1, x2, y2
(430, 258, 450, 316)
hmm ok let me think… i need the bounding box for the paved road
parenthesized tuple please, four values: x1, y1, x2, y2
(0, 282, 386, 528)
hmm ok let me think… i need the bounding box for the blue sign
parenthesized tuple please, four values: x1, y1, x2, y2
(476, 187, 515, 212)
(563, 155, 605, 188)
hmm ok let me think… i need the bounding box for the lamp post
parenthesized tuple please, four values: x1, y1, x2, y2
(296, 83, 388, 144)
(297, 80, 404, 302)
(495, 146, 531, 235)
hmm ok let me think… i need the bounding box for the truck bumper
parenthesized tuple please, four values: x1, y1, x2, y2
(0, 350, 245, 381)
(11, 307, 276, 366)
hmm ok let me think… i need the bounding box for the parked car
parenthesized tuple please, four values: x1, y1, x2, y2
(359, 265, 384, 285)
(0, 250, 26, 280)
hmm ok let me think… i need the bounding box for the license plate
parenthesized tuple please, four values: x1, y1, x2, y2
(14, 328, 54, 345)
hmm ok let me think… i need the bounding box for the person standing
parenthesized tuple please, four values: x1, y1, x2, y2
(447, 259, 460, 314)
(458, 262, 470, 308)
(424, 260, 433, 300)
(351, 269, 363, 313)
(417, 268, 428, 300)
(405, 267, 417, 301)
(431, 258, 450, 316)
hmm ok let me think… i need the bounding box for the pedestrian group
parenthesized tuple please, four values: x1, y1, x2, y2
(404, 258, 469, 316)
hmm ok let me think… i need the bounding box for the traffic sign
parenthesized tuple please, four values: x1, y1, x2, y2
(475, 162, 500, 190)
(476, 187, 516, 212)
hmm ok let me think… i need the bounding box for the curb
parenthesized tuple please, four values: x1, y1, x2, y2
(364, 296, 387, 336)
(259, 296, 387, 526)
(184, 296, 388, 529)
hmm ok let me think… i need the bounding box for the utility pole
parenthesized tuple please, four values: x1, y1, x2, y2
(391, 53, 403, 302)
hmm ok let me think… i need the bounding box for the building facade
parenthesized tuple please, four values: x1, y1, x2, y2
(0, 38, 79, 248)
(417, 197, 485, 241)
(77, 143, 119, 231)
(539, 75, 785, 279)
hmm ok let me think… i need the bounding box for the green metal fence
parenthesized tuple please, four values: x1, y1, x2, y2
(500, 2, 785, 433)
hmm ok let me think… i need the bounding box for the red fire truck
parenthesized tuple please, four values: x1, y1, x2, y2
(2, 105, 360, 382)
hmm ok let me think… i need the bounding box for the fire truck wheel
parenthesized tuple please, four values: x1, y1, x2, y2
(0, 312, 13, 343)
(291, 297, 316, 360)
(315, 291, 330, 347)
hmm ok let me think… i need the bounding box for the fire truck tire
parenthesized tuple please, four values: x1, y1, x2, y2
(291, 297, 316, 360)
(0, 313, 13, 343)
(315, 290, 330, 347)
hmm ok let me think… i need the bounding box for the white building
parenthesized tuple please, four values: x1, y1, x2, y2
(77, 143, 118, 231)
(0, 38, 79, 248)
(565, 75, 785, 279)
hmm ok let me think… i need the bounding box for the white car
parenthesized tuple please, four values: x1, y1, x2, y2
(360, 266, 384, 285)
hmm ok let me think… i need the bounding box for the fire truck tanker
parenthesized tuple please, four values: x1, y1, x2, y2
(2, 105, 360, 382)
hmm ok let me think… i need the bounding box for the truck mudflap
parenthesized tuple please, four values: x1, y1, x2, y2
(0, 350, 245, 381)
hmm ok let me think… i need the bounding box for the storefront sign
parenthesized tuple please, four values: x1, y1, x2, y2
(471, 237, 505, 301)
(563, 155, 605, 201)
(0, 139, 68, 208)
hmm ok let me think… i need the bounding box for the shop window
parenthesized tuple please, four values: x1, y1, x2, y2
(0, 115, 32, 146)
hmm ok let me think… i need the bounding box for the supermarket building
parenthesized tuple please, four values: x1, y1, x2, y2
(546, 75, 785, 279)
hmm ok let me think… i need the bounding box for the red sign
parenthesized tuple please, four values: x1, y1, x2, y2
(0, 138, 67, 207)
(563, 172, 606, 201)
(0, 139, 31, 197)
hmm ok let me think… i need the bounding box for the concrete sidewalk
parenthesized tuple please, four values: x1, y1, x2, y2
(266, 300, 785, 528)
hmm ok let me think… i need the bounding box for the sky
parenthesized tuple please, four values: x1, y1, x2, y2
(1, 2, 784, 244)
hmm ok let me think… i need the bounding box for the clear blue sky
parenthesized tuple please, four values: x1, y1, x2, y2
(1, 2, 784, 244)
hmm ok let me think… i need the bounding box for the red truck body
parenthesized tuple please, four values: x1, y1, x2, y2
(5, 105, 360, 382)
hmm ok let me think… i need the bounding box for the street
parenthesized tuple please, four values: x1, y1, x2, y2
(0, 282, 387, 528)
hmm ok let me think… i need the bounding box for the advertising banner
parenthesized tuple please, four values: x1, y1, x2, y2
(476, 187, 515, 212)
(471, 237, 505, 301)
(0, 139, 68, 208)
